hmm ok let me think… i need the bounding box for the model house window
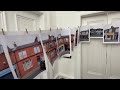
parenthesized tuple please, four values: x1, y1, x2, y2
(23, 60, 33, 71)
(66, 38, 69, 42)
(34, 46, 40, 54)
(18, 51, 27, 60)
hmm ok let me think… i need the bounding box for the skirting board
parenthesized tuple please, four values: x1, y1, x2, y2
(54, 72, 74, 79)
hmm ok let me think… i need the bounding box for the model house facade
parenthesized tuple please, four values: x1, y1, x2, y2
(43, 35, 58, 65)
(57, 34, 74, 56)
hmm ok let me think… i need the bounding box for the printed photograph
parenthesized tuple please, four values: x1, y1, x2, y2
(90, 24, 103, 38)
(0, 44, 15, 79)
(57, 29, 71, 57)
(79, 26, 90, 42)
(80, 30, 89, 41)
(104, 26, 119, 43)
(40, 31, 58, 65)
(71, 27, 78, 51)
(4, 34, 46, 79)
(90, 28, 103, 37)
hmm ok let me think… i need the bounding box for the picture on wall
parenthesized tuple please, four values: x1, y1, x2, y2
(3, 33, 46, 79)
(40, 30, 58, 65)
(103, 23, 120, 43)
(90, 24, 103, 38)
(79, 26, 90, 42)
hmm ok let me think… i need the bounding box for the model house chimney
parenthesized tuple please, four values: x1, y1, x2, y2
(13, 42, 17, 48)
(35, 37, 38, 42)
(48, 35, 51, 39)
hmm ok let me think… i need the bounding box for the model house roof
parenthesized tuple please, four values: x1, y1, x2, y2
(5, 34, 40, 49)
(104, 27, 119, 32)
(7, 37, 41, 52)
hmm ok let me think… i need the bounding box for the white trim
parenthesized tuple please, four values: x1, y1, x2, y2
(2, 11, 7, 31)
(15, 13, 18, 31)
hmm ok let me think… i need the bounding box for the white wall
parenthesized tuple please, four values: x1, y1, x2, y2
(55, 11, 80, 28)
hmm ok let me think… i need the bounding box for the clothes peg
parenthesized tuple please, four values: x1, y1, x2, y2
(26, 28, 28, 34)
(39, 28, 41, 33)
(2, 28, 5, 35)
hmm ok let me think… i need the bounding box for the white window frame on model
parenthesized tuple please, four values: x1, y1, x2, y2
(34, 46, 40, 54)
(18, 50, 27, 60)
(23, 60, 33, 71)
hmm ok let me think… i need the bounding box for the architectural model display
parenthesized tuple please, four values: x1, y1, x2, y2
(0, 34, 46, 79)
(79, 26, 90, 42)
(103, 24, 120, 43)
(90, 24, 103, 38)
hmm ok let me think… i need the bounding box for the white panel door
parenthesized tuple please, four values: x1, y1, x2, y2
(81, 14, 108, 79)
(106, 12, 120, 79)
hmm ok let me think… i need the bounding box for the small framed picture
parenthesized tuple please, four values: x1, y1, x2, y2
(103, 23, 120, 44)
(79, 25, 90, 42)
(90, 24, 103, 38)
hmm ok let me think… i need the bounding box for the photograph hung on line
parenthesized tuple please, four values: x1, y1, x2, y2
(90, 24, 103, 38)
(79, 25, 90, 42)
(103, 22, 120, 44)
(40, 30, 58, 65)
(2, 32, 46, 79)
(0, 42, 15, 79)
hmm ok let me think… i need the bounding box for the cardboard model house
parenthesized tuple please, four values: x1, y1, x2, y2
(103, 24, 120, 43)
(2, 34, 46, 79)
(90, 24, 103, 38)
(79, 26, 90, 42)
(40, 31, 58, 65)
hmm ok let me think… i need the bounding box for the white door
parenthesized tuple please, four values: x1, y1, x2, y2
(81, 14, 108, 79)
(106, 12, 120, 79)
(81, 12, 120, 79)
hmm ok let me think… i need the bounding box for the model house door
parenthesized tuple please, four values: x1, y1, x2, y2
(81, 13, 108, 79)
(81, 12, 120, 79)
